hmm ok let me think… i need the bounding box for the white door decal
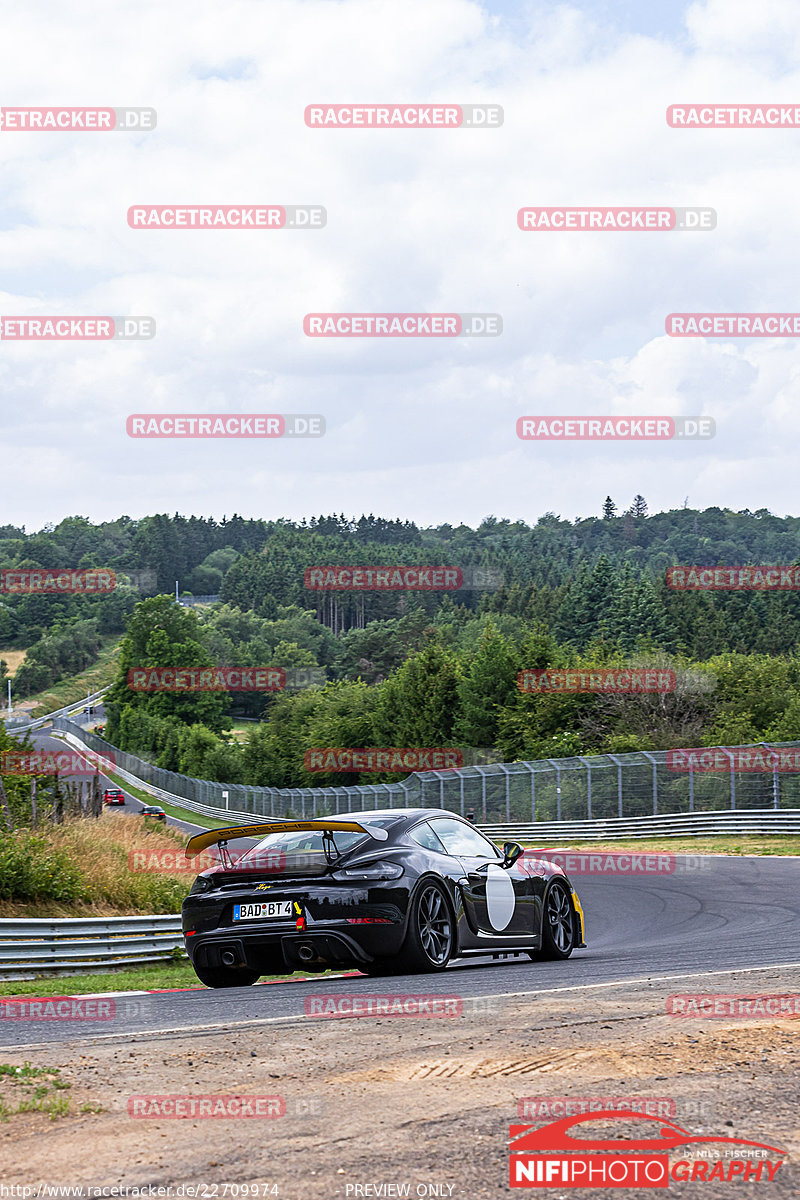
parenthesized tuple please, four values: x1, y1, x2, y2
(485, 864, 516, 930)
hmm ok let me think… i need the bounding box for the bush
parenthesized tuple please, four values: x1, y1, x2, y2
(0, 832, 87, 903)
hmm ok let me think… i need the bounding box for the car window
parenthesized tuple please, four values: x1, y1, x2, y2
(428, 818, 502, 859)
(408, 822, 449, 853)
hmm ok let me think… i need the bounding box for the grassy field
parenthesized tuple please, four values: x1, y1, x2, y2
(0, 650, 27, 678)
(23, 637, 122, 716)
(0, 814, 195, 918)
(228, 720, 256, 743)
(519, 835, 800, 855)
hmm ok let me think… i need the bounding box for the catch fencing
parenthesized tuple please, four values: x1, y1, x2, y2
(47, 719, 800, 825)
(0, 915, 184, 980)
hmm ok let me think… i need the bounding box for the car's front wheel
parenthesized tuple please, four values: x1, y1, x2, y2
(192, 964, 260, 988)
(529, 881, 576, 961)
(394, 881, 454, 973)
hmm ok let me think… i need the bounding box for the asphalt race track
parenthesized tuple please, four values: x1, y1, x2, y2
(29, 724, 208, 837)
(3, 740, 799, 1049)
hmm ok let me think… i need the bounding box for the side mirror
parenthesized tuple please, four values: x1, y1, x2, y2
(502, 841, 523, 869)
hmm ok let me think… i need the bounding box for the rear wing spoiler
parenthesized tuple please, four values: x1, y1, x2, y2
(185, 818, 388, 860)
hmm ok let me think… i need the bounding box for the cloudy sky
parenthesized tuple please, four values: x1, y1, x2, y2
(1, 0, 799, 531)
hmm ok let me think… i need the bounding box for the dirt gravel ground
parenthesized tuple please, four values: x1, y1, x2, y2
(1, 971, 798, 1199)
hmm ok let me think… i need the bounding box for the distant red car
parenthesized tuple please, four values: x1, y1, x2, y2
(103, 789, 125, 806)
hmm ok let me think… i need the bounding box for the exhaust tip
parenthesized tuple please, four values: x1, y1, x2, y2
(297, 944, 315, 962)
(221, 949, 237, 967)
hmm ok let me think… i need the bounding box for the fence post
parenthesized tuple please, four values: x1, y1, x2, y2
(498, 764, 511, 821)
(689, 765, 694, 812)
(459, 774, 465, 817)
(578, 758, 592, 820)
(607, 754, 624, 818)
(547, 760, 562, 821)
(722, 748, 736, 810)
(642, 751, 658, 815)
(521, 763, 535, 822)
(760, 743, 780, 809)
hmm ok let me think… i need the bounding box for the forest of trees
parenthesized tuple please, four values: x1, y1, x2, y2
(6, 502, 800, 787)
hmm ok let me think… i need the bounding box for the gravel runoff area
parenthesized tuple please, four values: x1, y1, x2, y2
(0, 965, 798, 1200)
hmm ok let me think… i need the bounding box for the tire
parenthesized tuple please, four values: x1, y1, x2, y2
(394, 881, 454, 974)
(530, 880, 576, 961)
(192, 963, 260, 989)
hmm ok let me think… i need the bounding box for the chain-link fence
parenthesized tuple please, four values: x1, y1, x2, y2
(48, 720, 800, 823)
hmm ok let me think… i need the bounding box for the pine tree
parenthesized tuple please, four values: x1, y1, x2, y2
(630, 495, 648, 519)
(602, 497, 617, 520)
(454, 622, 518, 748)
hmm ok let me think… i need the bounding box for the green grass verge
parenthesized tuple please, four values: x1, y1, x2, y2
(0, 961, 200, 996)
(101, 769, 231, 831)
(0, 960, 354, 996)
(518, 835, 800, 855)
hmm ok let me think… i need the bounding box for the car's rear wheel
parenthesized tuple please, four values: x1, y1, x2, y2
(530, 881, 576, 961)
(394, 881, 454, 973)
(192, 964, 260, 988)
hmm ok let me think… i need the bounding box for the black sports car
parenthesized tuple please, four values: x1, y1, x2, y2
(182, 809, 585, 988)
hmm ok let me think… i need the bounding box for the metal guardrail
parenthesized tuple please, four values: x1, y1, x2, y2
(0, 914, 184, 980)
(2, 686, 110, 733)
(481, 809, 800, 841)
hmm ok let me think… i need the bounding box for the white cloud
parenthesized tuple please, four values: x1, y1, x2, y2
(0, 0, 798, 527)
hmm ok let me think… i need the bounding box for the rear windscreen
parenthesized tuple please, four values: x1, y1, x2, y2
(229, 823, 388, 876)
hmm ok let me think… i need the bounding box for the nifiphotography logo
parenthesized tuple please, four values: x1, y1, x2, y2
(508, 1109, 786, 1187)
